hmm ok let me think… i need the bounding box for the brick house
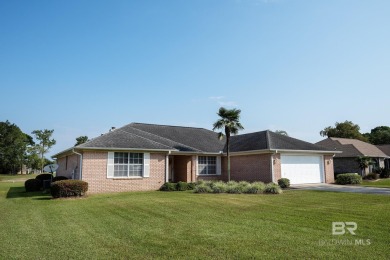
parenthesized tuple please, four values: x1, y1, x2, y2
(53, 123, 337, 194)
(377, 144, 390, 170)
(316, 138, 389, 175)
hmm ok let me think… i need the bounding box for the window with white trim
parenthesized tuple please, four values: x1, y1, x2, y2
(114, 152, 143, 177)
(198, 156, 217, 175)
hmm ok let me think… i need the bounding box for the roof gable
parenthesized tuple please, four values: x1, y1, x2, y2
(316, 138, 388, 158)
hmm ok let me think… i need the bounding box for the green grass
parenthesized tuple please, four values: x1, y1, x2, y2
(361, 178, 390, 188)
(1, 182, 390, 259)
(0, 174, 37, 182)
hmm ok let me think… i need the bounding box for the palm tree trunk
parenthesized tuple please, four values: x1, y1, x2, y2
(227, 136, 230, 182)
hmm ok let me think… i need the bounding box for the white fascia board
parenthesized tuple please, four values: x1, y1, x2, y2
(170, 151, 222, 156)
(229, 149, 342, 157)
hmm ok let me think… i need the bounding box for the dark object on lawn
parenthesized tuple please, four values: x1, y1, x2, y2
(25, 179, 42, 192)
(52, 176, 69, 182)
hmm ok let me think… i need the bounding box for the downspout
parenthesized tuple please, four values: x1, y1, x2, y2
(270, 150, 277, 183)
(72, 149, 83, 180)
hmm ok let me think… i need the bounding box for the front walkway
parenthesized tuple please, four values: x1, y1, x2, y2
(291, 183, 390, 195)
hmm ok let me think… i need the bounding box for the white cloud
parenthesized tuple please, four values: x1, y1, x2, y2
(208, 96, 238, 107)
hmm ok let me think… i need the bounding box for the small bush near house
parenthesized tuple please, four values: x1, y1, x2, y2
(50, 180, 88, 198)
(336, 173, 362, 185)
(176, 181, 190, 191)
(380, 169, 390, 179)
(278, 178, 290, 189)
(187, 182, 196, 190)
(25, 179, 42, 192)
(211, 181, 227, 193)
(52, 176, 69, 182)
(35, 174, 53, 182)
(160, 182, 177, 191)
(244, 182, 266, 194)
(363, 173, 379, 180)
(226, 182, 243, 194)
(193, 183, 212, 193)
(265, 183, 282, 194)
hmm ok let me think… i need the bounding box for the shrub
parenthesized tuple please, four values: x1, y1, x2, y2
(265, 183, 282, 194)
(187, 182, 196, 190)
(25, 179, 42, 192)
(176, 181, 190, 191)
(52, 176, 69, 182)
(336, 173, 362, 185)
(277, 178, 290, 189)
(244, 182, 266, 194)
(363, 173, 378, 180)
(211, 182, 227, 193)
(159, 182, 177, 191)
(226, 182, 243, 194)
(193, 183, 212, 193)
(380, 169, 390, 178)
(35, 174, 53, 182)
(50, 180, 88, 198)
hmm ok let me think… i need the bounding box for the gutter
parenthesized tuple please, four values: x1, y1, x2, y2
(72, 149, 83, 180)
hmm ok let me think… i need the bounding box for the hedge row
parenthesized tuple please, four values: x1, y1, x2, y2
(161, 180, 285, 195)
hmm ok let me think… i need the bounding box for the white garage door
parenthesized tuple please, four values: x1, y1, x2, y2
(281, 155, 324, 184)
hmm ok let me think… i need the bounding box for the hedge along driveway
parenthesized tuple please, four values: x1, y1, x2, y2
(291, 183, 390, 195)
(1, 181, 390, 259)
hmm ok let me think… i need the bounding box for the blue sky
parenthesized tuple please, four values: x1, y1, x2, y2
(1, 0, 389, 156)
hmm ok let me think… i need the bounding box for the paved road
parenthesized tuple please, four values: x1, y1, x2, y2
(291, 184, 390, 195)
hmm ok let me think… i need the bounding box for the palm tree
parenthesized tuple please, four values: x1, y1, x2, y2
(356, 156, 373, 176)
(213, 107, 244, 181)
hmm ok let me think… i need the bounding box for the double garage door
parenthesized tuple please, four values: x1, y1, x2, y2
(281, 155, 324, 184)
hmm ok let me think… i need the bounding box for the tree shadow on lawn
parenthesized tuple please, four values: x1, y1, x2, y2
(6, 186, 51, 200)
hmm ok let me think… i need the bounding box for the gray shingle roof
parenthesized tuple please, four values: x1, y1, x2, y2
(377, 144, 390, 157)
(74, 123, 332, 154)
(77, 123, 225, 153)
(229, 130, 328, 152)
(316, 138, 389, 158)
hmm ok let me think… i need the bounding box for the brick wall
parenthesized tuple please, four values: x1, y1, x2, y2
(56, 154, 80, 179)
(82, 151, 166, 194)
(323, 155, 335, 183)
(230, 154, 272, 183)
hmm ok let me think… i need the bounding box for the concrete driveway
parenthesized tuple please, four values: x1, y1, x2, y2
(291, 183, 390, 195)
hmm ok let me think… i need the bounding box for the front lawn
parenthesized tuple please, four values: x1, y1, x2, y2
(361, 178, 390, 188)
(0, 173, 37, 182)
(1, 181, 389, 259)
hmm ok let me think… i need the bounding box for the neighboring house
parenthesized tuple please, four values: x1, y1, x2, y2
(316, 138, 389, 175)
(53, 123, 338, 194)
(377, 144, 390, 170)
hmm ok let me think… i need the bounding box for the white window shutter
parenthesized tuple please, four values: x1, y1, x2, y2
(107, 152, 114, 178)
(143, 153, 150, 177)
(216, 156, 221, 175)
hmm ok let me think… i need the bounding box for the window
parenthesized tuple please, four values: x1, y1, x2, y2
(114, 152, 143, 177)
(198, 156, 217, 175)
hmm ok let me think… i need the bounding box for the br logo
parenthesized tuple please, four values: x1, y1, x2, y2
(332, 222, 357, 235)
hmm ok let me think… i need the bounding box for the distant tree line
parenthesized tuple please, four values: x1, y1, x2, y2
(0, 120, 56, 174)
(320, 120, 390, 145)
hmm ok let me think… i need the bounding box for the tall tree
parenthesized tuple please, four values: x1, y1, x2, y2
(0, 121, 31, 174)
(275, 130, 288, 136)
(320, 121, 368, 142)
(75, 136, 89, 146)
(366, 126, 390, 145)
(32, 129, 56, 173)
(213, 107, 244, 182)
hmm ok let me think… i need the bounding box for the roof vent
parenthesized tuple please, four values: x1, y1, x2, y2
(109, 127, 116, 132)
